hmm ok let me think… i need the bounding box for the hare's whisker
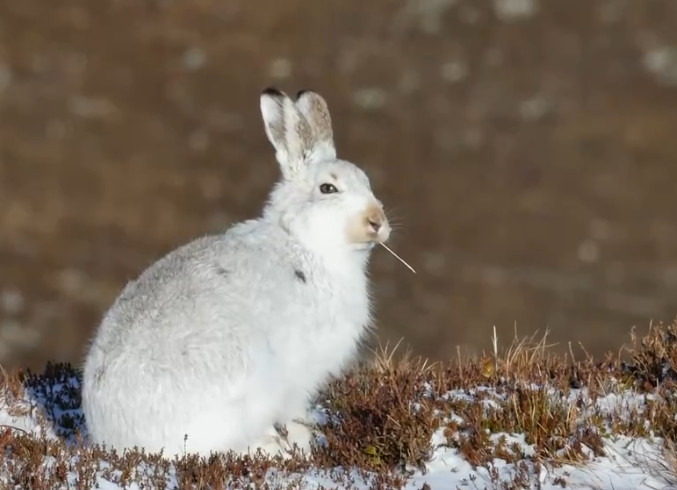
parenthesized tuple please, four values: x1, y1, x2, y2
(378, 242, 416, 274)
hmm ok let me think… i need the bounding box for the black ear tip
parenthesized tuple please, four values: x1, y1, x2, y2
(295, 89, 315, 100)
(262, 86, 284, 97)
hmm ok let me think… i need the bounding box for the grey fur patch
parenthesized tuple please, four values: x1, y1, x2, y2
(294, 269, 306, 283)
(215, 265, 230, 276)
(94, 366, 105, 384)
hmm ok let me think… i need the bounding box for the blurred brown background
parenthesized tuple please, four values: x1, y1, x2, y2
(1, 0, 677, 371)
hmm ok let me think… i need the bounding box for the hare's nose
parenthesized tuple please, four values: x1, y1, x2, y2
(368, 219, 381, 233)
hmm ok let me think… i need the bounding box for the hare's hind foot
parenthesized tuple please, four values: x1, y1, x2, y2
(248, 426, 291, 459)
(249, 421, 313, 459)
(275, 420, 313, 457)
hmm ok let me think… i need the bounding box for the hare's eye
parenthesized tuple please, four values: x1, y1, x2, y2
(319, 183, 338, 194)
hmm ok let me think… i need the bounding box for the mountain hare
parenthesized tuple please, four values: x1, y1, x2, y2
(82, 87, 391, 458)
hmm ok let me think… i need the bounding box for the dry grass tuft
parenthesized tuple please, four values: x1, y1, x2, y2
(314, 343, 438, 473)
(623, 320, 677, 390)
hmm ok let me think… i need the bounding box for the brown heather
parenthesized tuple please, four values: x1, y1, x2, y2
(1, 320, 677, 489)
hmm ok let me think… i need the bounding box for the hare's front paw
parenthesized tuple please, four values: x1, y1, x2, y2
(277, 420, 313, 457)
(250, 429, 289, 459)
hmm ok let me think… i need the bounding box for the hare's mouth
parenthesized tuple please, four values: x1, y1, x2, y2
(346, 218, 391, 247)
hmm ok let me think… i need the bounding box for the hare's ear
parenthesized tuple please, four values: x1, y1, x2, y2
(294, 90, 336, 161)
(260, 87, 313, 178)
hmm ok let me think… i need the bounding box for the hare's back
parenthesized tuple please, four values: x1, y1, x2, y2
(93, 222, 291, 356)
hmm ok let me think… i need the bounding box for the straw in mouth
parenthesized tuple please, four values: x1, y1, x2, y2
(378, 242, 416, 274)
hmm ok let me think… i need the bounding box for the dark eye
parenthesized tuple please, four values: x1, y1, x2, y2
(319, 183, 338, 194)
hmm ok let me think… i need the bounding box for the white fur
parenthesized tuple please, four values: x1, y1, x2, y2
(81, 88, 390, 457)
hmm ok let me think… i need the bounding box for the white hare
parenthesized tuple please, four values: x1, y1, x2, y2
(81, 87, 391, 458)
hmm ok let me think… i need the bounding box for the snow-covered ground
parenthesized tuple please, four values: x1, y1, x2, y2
(1, 371, 675, 489)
